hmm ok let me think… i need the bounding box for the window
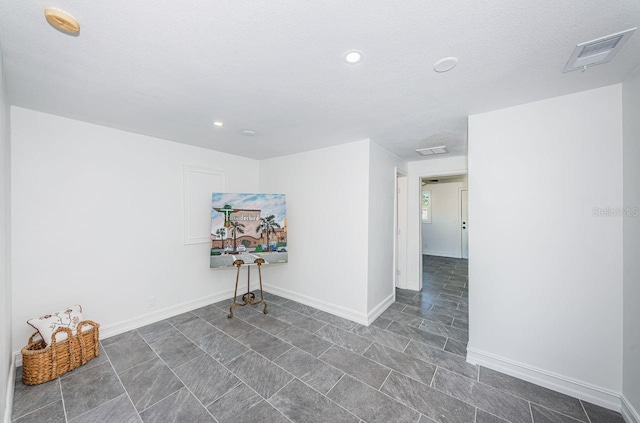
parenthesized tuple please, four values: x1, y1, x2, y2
(422, 190, 431, 223)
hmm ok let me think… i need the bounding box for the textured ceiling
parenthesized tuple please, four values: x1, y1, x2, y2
(0, 1, 639, 160)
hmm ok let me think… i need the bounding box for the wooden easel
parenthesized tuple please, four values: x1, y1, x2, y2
(228, 258, 268, 318)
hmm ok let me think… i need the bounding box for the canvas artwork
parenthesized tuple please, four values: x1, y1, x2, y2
(210, 193, 288, 268)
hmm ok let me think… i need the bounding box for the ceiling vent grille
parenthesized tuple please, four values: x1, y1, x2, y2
(564, 28, 636, 73)
(416, 146, 448, 156)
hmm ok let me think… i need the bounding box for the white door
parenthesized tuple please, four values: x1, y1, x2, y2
(461, 189, 469, 259)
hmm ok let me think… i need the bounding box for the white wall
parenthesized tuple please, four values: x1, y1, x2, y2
(367, 142, 406, 316)
(622, 68, 640, 420)
(468, 85, 623, 407)
(406, 157, 468, 290)
(11, 108, 259, 352)
(258, 140, 371, 322)
(0, 51, 12, 423)
(422, 181, 464, 258)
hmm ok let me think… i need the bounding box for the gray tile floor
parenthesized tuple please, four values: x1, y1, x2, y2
(12, 255, 626, 423)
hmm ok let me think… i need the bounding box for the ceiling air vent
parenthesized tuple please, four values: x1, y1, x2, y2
(564, 28, 636, 73)
(416, 146, 448, 156)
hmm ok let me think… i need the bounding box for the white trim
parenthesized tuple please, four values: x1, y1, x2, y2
(622, 395, 640, 423)
(3, 353, 16, 423)
(182, 165, 225, 245)
(262, 283, 368, 325)
(394, 168, 408, 290)
(367, 292, 395, 325)
(13, 283, 258, 368)
(422, 250, 461, 259)
(467, 346, 622, 411)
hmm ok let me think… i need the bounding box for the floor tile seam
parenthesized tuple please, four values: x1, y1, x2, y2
(529, 401, 535, 423)
(476, 373, 591, 421)
(11, 380, 64, 422)
(430, 370, 561, 422)
(324, 373, 346, 398)
(225, 333, 301, 382)
(418, 319, 469, 336)
(374, 370, 456, 420)
(337, 369, 428, 422)
(65, 390, 134, 423)
(114, 352, 167, 376)
(474, 406, 478, 423)
(57, 376, 69, 423)
(271, 345, 295, 362)
(429, 366, 439, 387)
(99, 346, 144, 423)
(282, 375, 367, 423)
(203, 380, 243, 409)
(167, 313, 221, 337)
(580, 400, 594, 423)
(138, 328, 181, 346)
(429, 370, 536, 423)
(136, 334, 220, 422)
(172, 351, 210, 372)
(357, 345, 445, 388)
(164, 313, 248, 356)
(235, 325, 299, 358)
(525, 400, 590, 423)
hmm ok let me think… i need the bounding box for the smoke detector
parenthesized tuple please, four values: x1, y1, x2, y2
(563, 28, 636, 73)
(416, 146, 448, 156)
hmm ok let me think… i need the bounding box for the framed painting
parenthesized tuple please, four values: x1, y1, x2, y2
(210, 193, 287, 268)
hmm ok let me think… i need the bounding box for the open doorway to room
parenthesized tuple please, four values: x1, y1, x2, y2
(393, 172, 469, 356)
(421, 175, 468, 259)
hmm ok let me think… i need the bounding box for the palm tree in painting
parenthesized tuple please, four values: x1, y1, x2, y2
(257, 215, 281, 251)
(214, 228, 226, 248)
(229, 222, 245, 250)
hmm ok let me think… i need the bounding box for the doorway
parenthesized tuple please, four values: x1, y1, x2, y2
(421, 175, 468, 259)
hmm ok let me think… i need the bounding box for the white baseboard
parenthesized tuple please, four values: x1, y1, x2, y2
(262, 283, 368, 325)
(423, 250, 461, 259)
(4, 352, 16, 423)
(367, 292, 395, 325)
(622, 395, 640, 423)
(13, 284, 258, 368)
(467, 347, 622, 411)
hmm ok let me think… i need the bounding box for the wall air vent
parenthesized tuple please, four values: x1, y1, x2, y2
(564, 28, 636, 73)
(416, 146, 448, 156)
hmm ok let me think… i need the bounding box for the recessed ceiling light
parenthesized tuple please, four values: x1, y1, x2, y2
(213, 121, 224, 127)
(433, 57, 458, 73)
(44, 8, 80, 35)
(242, 130, 256, 136)
(343, 50, 363, 65)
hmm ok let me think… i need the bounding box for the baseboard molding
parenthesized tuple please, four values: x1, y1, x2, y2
(262, 283, 368, 325)
(622, 395, 640, 423)
(4, 352, 16, 423)
(467, 347, 622, 411)
(367, 292, 395, 325)
(13, 283, 259, 368)
(423, 250, 461, 259)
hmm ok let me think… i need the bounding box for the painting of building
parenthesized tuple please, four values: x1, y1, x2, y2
(210, 193, 287, 268)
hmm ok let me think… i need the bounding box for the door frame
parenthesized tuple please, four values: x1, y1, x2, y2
(413, 170, 468, 291)
(394, 168, 408, 289)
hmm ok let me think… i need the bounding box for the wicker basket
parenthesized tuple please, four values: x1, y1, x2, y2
(21, 320, 100, 385)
